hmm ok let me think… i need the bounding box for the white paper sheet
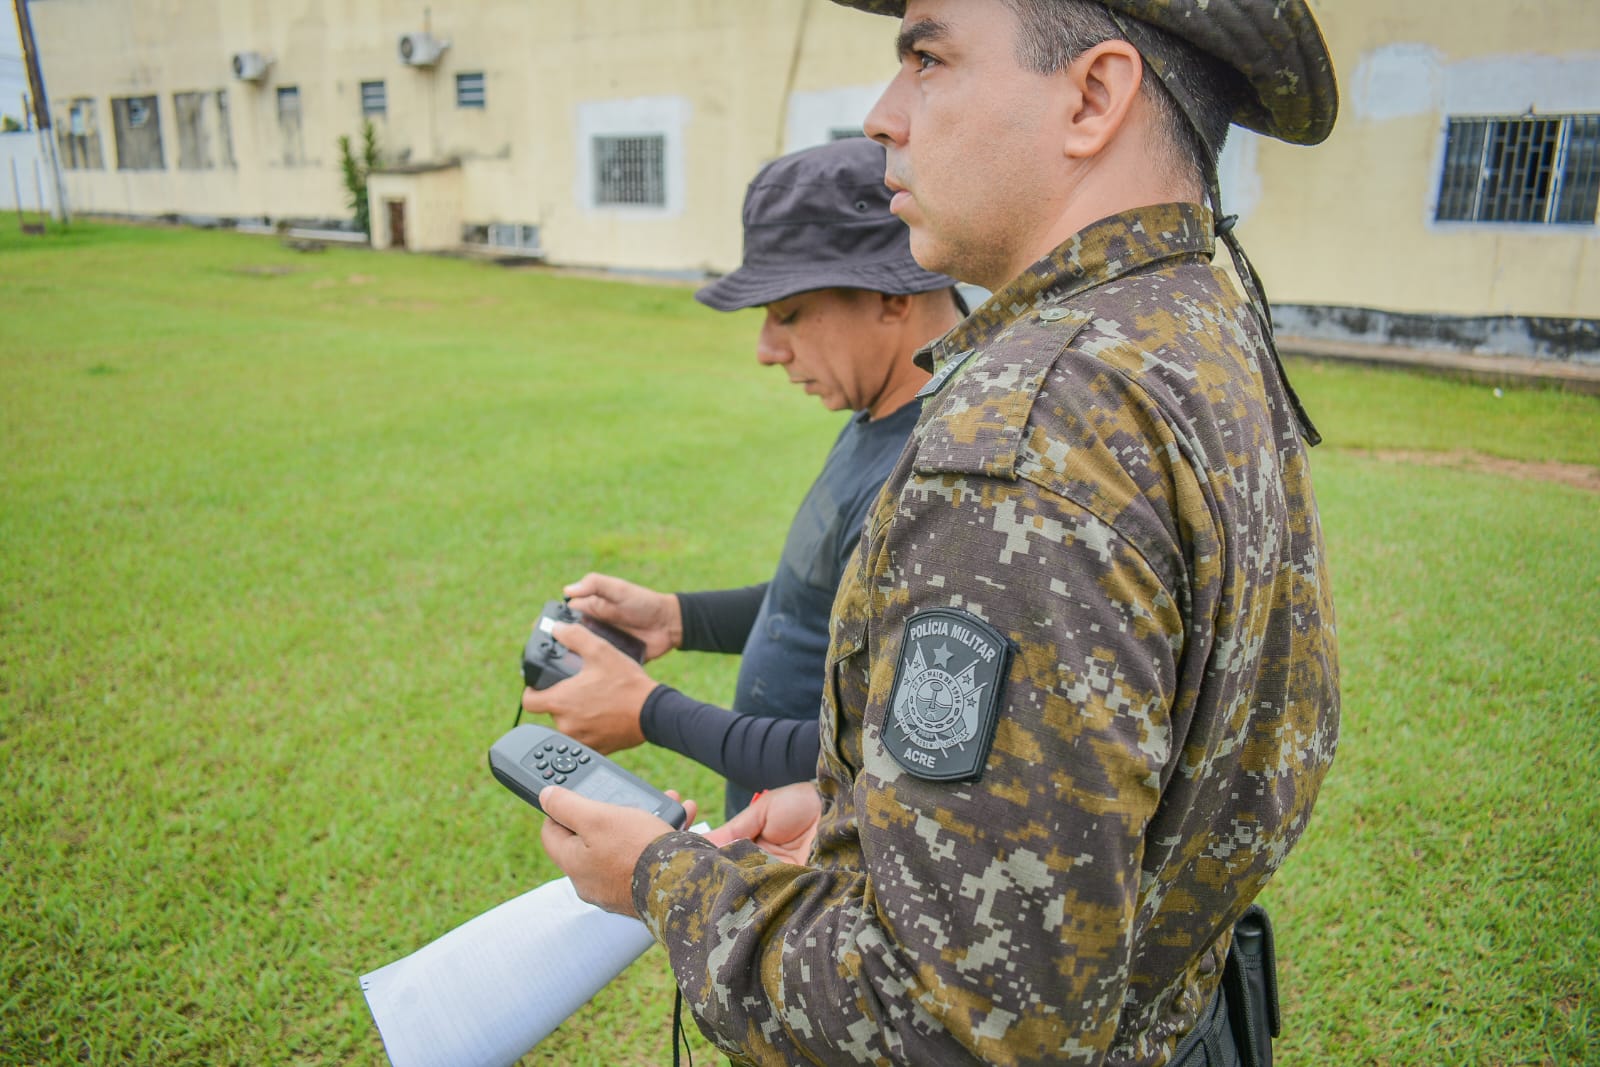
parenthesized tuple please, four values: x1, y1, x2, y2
(360, 871, 666, 1067)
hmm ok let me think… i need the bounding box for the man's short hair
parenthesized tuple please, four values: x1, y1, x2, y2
(1001, 0, 1240, 189)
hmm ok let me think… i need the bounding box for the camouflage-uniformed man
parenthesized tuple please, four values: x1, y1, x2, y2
(540, 1, 1341, 1064)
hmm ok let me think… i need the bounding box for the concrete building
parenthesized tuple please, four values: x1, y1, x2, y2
(23, 0, 1600, 357)
(27, 0, 900, 277)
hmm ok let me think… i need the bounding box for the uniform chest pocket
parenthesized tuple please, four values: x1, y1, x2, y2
(911, 315, 1089, 480)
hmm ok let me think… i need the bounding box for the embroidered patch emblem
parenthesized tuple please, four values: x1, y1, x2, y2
(885, 608, 1011, 781)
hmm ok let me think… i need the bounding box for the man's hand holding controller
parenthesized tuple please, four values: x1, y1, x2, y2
(560, 573, 683, 662)
(521, 575, 680, 755)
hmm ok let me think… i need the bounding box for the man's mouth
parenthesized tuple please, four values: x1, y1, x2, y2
(884, 175, 911, 215)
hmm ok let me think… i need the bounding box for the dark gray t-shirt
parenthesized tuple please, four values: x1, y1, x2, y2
(642, 400, 921, 815)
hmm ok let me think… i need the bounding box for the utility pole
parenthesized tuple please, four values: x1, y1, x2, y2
(12, 0, 69, 223)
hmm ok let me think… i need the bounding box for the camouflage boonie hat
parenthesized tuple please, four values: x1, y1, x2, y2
(829, 0, 1338, 146)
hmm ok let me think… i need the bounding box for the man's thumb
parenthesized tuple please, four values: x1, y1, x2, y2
(550, 620, 604, 657)
(539, 784, 596, 830)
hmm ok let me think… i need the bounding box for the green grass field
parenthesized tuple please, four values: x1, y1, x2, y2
(3, 221, 1596, 1066)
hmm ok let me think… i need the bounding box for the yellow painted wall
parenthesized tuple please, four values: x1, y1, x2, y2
(31, 0, 895, 274)
(29, 0, 1600, 320)
(1235, 0, 1600, 319)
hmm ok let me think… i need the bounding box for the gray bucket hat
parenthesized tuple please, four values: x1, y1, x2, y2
(828, 0, 1338, 147)
(696, 137, 955, 312)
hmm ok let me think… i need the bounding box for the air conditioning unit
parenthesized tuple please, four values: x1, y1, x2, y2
(398, 32, 448, 67)
(231, 51, 272, 82)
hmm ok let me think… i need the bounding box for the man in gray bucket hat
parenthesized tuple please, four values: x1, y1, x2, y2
(523, 136, 965, 818)
(542, 2, 1341, 1064)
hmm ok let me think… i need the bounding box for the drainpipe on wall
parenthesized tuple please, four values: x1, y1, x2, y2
(775, 0, 812, 157)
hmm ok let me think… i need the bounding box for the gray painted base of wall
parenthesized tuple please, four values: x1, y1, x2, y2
(1274, 305, 1600, 365)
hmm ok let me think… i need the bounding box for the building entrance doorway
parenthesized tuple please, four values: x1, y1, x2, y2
(386, 199, 407, 249)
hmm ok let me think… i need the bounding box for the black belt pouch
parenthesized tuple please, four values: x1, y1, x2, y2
(1222, 904, 1281, 1067)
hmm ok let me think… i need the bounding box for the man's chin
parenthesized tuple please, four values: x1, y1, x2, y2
(907, 232, 952, 278)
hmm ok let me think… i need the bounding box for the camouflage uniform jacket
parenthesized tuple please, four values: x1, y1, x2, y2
(634, 201, 1340, 1066)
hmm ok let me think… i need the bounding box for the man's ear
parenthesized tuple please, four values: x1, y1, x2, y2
(1062, 39, 1144, 160)
(878, 292, 914, 323)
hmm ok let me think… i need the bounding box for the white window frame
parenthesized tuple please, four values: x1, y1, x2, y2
(1423, 50, 1600, 230)
(1434, 113, 1599, 227)
(488, 222, 542, 252)
(575, 96, 688, 217)
(783, 85, 887, 154)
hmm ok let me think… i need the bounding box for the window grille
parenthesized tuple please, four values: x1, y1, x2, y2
(174, 91, 209, 170)
(1554, 115, 1600, 224)
(487, 223, 541, 251)
(593, 134, 666, 207)
(456, 72, 486, 109)
(62, 97, 104, 169)
(360, 80, 387, 117)
(1436, 113, 1600, 225)
(276, 87, 303, 166)
(111, 95, 163, 170)
(214, 90, 234, 168)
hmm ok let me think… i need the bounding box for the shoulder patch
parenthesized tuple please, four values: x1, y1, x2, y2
(885, 608, 1012, 781)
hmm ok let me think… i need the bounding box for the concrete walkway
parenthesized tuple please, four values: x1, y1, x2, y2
(1279, 335, 1600, 396)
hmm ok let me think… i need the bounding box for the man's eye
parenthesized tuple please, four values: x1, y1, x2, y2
(914, 50, 940, 72)
(779, 312, 799, 326)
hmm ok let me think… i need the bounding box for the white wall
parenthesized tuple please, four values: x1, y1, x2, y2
(0, 129, 58, 213)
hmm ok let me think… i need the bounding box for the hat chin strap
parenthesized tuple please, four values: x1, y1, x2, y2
(1107, 12, 1322, 447)
(1210, 175, 1323, 447)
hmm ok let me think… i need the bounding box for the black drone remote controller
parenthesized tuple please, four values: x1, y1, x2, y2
(521, 599, 646, 691)
(489, 722, 688, 829)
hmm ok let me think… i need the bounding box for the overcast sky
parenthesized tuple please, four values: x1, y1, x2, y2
(2, 9, 30, 125)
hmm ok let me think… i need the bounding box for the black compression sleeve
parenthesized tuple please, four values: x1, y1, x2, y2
(675, 584, 768, 654)
(639, 684, 819, 794)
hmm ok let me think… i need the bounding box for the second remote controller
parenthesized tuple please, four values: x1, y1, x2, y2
(522, 599, 646, 690)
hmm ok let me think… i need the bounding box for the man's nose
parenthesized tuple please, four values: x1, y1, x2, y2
(756, 324, 790, 366)
(865, 74, 908, 147)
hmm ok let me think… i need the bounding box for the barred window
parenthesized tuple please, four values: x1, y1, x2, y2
(174, 91, 231, 170)
(1436, 114, 1600, 225)
(275, 86, 304, 166)
(487, 222, 541, 252)
(111, 95, 163, 170)
(456, 72, 485, 110)
(63, 97, 105, 170)
(360, 80, 387, 117)
(593, 134, 666, 207)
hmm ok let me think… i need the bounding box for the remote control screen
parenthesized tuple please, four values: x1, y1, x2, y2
(583, 763, 660, 810)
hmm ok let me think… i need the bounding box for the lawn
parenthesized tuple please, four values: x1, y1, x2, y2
(2, 220, 1596, 1066)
